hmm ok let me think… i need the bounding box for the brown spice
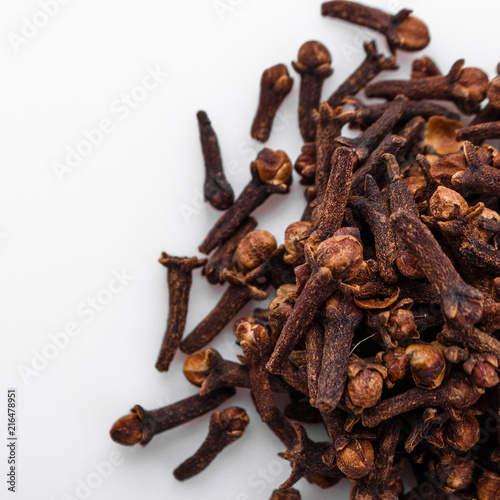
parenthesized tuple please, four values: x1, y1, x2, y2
(197, 111, 235, 210)
(251, 64, 294, 143)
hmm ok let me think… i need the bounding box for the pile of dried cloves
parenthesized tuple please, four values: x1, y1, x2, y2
(110, 2, 500, 498)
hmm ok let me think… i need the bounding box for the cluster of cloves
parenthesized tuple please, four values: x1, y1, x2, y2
(110, 2, 500, 499)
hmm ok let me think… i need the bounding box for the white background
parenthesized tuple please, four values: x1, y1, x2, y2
(1, 0, 499, 499)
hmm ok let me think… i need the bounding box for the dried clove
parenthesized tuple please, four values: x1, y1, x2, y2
(292, 41, 333, 142)
(197, 111, 234, 210)
(110, 387, 236, 446)
(155, 253, 206, 372)
(322, 1, 430, 53)
(365, 59, 489, 114)
(199, 148, 292, 254)
(251, 64, 294, 143)
(326, 40, 398, 109)
(173, 406, 249, 480)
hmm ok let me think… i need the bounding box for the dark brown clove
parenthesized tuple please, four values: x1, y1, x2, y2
(336, 94, 408, 163)
(316, 291, 363, 412)
(199, 148, 292, 254)
(326, 40, 398, 109)
(351, 419, 402, 500)
(173, 406, 249, 480)
(267, 228, 364, 373)
(203, 217, 257, 285)
(109, 388, 236, 446)
(292, 41, 333, 142)
(279, 423, 342, 489)
(197, 111, 235, 210)
(322, 1, 430, 53)
(456, 121, 500, 143)
(181, 230, 276, 354)
(251, 64, 294, 143)
(362, 371, 483, 428)
(365, 60, 489, 114)
(350, 174, 399, 283)
(269, 489, 301, 500)
(411, 55, 442, 79)
(155, 253, 206, 372)
(391, 210, 484, 329)
(451, 141, 500, 196)
(348, 99, 460, 131)
(183, 349, 292, 395)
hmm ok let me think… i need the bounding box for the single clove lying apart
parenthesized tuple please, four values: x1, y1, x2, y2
(197, 111, 234, 211)
(109, 388, 235, 446)
(173, 406, 249, 480)
(251, 64, 294, 143)
(111, 3, 500, 499)
(322, 0, 430, 53)
(155, 253, 206, 372)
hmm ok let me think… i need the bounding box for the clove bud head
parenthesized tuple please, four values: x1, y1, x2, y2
(218, 406, 250, 436)
(315, 229, 364, 281)
(269, 488, 301, 500)
(346, 359, 386, 410)
(387, 307, 417, 343)
(444, 415, 480, 452)
(236, 230, 277, 270)
(335, 439, 374, 479)
(255, 149, 292, 186)
(463, 353, 499, 388)
(477, 471, 500, 500)
(429, 186, 469, 221)
(394, 14, 430, 52)
(293, 41, 333, 76)
(405, 343, 446, 390)
(109, 412, 143, 446)
(183, 349, 218, 387)
(284, 221, 312, 256)
(380, 347, 410, 384)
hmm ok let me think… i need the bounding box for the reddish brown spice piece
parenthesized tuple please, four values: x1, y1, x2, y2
(279, 423, 342, 489)
(197, 111, 234, 210)
(451, 141, 500, 196)
(411, 55, 441, 79)
(322, 1, 430, 53)
(361, 371, 483, 428)
(251, 64, 294, 143)
(173, 406, 249, 480)
(349, 174, 399, 283)
(199, 149, 292, 255)
(203, 217, 257, 285)
(109, 387, 236, 446)
(269, 488, 301, 500)
(155, 253, 206, 372)
(292, 41, 333, 142)
(391, 210, 484, 329)
(183, 348, 292, 395)
(347, 98, 460, 131)
(267, 228, 364, 373)
(457, 121, 500, 143)
(336, 94, 408, 163)
(365, 60, 489, 114)
(182, 230, 276, 354)
(316, 291, 363, 412)
(326, 40, 398, 109)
